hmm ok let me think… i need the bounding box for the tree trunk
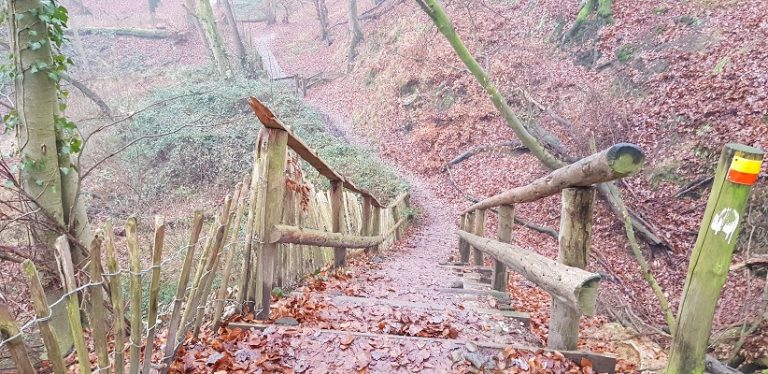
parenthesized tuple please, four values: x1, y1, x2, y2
(221, 0, 254, 72)
(347, 0, 363, 66)
(195, 0, 231, 75)
(313, 0, 332, 44)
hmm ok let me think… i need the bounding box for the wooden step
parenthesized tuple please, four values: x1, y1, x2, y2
(331, 295, 529, 326)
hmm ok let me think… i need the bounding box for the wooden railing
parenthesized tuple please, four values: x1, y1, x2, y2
(457, 143, 645, 351)
(247, 97, 412, 319)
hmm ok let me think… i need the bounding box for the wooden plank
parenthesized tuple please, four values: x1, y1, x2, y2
(143, 216, 166, 374)
(125, 218, 142, 374)
(316, 328, 615, 373)
(371, 205, 382, 253)
(54, 236, 92, 374)
(257, 128, 289, 319)
(465, 143, 644, 213)
(240, 149, 265, 308)
(494, 205, 514, 292)
(88, 232, 109, 370)
(457, 230, 600, 315)
(21, 260, 67, 374)
(331, 296, 529, 325)
(0, 303, 35, 374)
(549, 188, 595, 351)
(104, 219, 126, 374)
(432, 287, 510, 299)
(163, 211, 203, 364)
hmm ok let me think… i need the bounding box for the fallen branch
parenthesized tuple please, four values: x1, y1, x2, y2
(67, 27, 184, 40)
(443, 141, 527, 168)
(61, 73, 112, 118)
(730, 256, 768, 272)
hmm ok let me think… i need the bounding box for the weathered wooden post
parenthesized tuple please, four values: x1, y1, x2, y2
(21, 260, 67, 374)
(257, 128, 289, 319)
(459, 213, 471, 263)
(362, 195, 372, 237)
(104, 220, 127, 374)
(55, 236, 91, 374)
(548, 187, 595, 350)
(472, 209, 487, 266)
(371, 204, 382, 253)
(0, 303, 35, 374)
(391, 201, 402, 241)
(143, 217, 166, 374)
(493, 205, 514, 292)
(125, 218, 142, 374)
(88, 232, 109, 371)
(331, 180, 346, 267)
(666, 144, 764, 374)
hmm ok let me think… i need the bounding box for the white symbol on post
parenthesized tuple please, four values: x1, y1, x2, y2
(710, 208, 740, 243)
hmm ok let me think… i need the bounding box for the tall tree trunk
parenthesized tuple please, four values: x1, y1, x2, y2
(196, 0, 231, 76)
(265, 0, 277, 25)
(221, 0, 255, 72)
(184, 0, 212, 55)
(347, 0, 363, 66)
(313, 0, 332, 44)
(10, 0, 67, 252)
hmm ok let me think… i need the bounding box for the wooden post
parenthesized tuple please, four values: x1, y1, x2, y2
(213, 178, 249, 331)
(143, 216, 165, 374)
(548, 187, 595, 351)
(54, 236, 91, 374)
(21, 260, 67, 374)
(0, 303, 35, 374)
(125, 217, 142, 374)
(331, 180, 345, 267)
(88, 232, 109, 371)
(459, 213, 470, 263)
(256, 128, 289, 319)
(362, 196, 372, 242)
(104, 219, 126, 374)
(192, 224, 227, 337)
(163, 211, 203, 366)
(459, 211, 477, 265)
(493, 205, 514, 292)
(391, 203, 401, 241)
(666, 144, 764, 374)
(371, 205, 382, 253)
(240, 154, 264, 309)
(472, 209, 487, 266)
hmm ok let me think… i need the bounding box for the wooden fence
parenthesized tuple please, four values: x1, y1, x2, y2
(456, 143, 645, 352)
(0, 97, 412, 373)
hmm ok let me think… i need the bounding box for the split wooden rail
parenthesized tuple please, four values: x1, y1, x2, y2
(457, 143, 645, 351)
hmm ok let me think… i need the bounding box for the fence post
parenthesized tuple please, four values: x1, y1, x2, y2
(143, 216, 166, 374)
(104, 219, 127, 374)
(163, 211, 203, 365)
(472, 209, 487, 266)
(88, 232, 110, 371)
(125, 218, 142, 374)
(666, 144, 764, 374)
(54, 236, 92, 374)
(459, 213, 470, 263)
(371, 204, 382, 253)
(21, 260, 67, 374)
(548, 187, 595, 350)
(0, 303, 35, 374)
(362, 195, 372, 237)
(257, 128, 289, 319)
(494, 205, 514, 292)
(331, 180, 346, 267)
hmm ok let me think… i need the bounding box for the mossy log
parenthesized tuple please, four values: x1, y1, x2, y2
(465, 144, 644, 212)
(67, 27, 182, 39)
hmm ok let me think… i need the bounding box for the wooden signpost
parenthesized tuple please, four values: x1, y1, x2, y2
(666, 144, 764, 374)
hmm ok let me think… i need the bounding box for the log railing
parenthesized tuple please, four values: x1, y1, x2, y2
(247, 97, 412, 318)
(458, 143, 644, 351)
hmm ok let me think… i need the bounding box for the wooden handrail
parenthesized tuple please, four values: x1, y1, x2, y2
(247, 97, 384, 207)
(456, 230, 601, 315)
(463, 143, 644, 213)
(270, 216, 409, 248)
